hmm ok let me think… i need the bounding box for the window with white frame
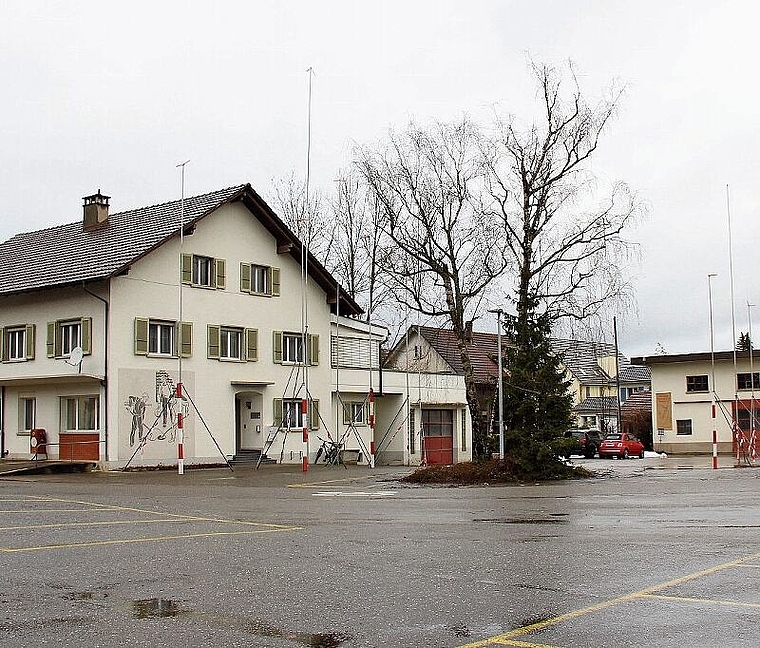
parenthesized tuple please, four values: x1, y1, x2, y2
(62, 396, 98, 431)
(283, 333, 304, 364)
(676, 419, 693, 436)
(193, 255, 214, 287)
(737, 372, 760, 391)
(220, 327, 243, 361)
(6, 327, 26, 360)
(149, 321, 174, 356)
(19, 397, 35, 434)
(60, 321, 81, 356)
(252, 265, 269, 294)
(283, 399, 305, 428)
(686, 375, 709, 393)
(344, 401, 367, 426)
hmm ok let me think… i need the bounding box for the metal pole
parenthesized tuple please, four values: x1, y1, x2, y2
(748, 302, 756, 462)
(497, 310, 504, 460)
(614, 317, 622, 434)
(176, 159, 190, 475)
(708, 273, 717, 469)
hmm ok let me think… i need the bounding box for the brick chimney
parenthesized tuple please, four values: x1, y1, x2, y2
(83, 190, 110, 229)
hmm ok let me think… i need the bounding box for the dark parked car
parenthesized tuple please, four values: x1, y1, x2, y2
(563, 429, 603, 458)
(598, 432, 645, 459)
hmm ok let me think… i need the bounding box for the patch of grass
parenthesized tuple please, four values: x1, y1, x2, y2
(401, 457, 591, 485)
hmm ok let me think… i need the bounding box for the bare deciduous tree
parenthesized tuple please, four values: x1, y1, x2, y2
(481, 62, 642, 331)
(357, 118, 509, 455)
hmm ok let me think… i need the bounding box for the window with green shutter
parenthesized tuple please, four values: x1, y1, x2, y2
(46, 318, 91, 358)
(240, 262, 280, 297)
(1, 324, 35, 362)
(135, 318, 191, 357)
(245, 328, 258, 362)
(310, 399, 320, 430)
(308, 334, 319, 366)
(273, 398, 283, 427)
(207, 325, 220, 359)
(273, 331, 283, 363)
(182, 254, 226, 290)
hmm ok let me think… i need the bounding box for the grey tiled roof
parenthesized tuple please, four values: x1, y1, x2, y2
(618, 364, 651, 383)
(551, 338, 618, 386)
(621, 390, 652, 413)
(416, 327, 503, 383)
(573, 396, 619, 413)
(0, 185, 246, 295)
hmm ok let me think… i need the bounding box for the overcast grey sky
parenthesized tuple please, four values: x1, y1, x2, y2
(2, 1, 758, 358)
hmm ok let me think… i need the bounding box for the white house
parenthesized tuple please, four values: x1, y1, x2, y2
(632, 350, 760, 456)
(0, 184, 471, 468)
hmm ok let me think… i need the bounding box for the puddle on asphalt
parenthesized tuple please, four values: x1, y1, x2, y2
(514, 614, 551, 632)
(132, 598, 183, 618)
(247, 620, 351, 647)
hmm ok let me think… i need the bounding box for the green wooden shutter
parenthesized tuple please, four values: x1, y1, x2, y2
(134, 318, 149, 355)
(54, 321, 62, 357)
(1, 328, 7, 362)
(25, 324, 35, 360)
(215, 258, 226, 290)
(273, 398, 283, 426)
(240, 262, 251, 293)
(207, 325, 220, 359)
(245, 328, 258, 362)
(342, 402, 351, 425)
(308, 334, 319, 366)
(179, 322, 193, 358)
(47, 322, 55, 357)
(270, 267, 281, 296)
(310, 399, 320, 430)
(181, 253, 192, 284)
(273, 330, 283, 363)
(80, 318, 92, 355)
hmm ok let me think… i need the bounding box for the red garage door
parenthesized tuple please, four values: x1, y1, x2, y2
(422, 409, 454, 465)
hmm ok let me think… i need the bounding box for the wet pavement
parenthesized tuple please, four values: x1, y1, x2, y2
(1, 456, 759, 647)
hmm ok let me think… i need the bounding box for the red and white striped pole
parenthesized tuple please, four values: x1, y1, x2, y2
(712, 402, 718, 470)
(369, 388, 376, 468)
(176, 382, 184, 475)
(302, 398, 309, 472)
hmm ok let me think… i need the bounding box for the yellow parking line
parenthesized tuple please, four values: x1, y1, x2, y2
(0, 518, 191, 531)
(459, 550, 760, 647)
(642, 594, 760, 609)
(493, 640, 561, 647)
(26, 495, 294, 529)
(0, 527, 301, 553)
(0, 509, 114, 514)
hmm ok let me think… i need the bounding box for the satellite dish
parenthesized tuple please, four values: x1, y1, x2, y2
(66, 346, 84, 367)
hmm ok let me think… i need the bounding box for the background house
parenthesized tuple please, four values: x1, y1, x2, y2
(632, 351, 760, 456)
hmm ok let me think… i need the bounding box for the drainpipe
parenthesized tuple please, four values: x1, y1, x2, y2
(83, 283, 109, 465)
(1, 386, 5, 458)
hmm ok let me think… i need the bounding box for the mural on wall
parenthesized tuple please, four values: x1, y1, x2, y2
(124, 370, 190, 448)
(119, 368, 194, 461)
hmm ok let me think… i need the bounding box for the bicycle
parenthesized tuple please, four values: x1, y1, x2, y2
(314, 436, 345, 467)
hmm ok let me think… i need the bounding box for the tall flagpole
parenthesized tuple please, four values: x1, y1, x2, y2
(176, 159, 190, 475)
(301, 67, 315, 472)
(727, 185, 738, 461)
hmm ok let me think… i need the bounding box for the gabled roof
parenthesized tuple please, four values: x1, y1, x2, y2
(573, 396, 619, 414)
(0, 183, 362, 316)
(618, 364, 651, 383)
(551, 338, 617, 386)
(387, 326, 502, 383)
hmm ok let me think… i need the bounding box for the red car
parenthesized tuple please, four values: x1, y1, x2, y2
(598, 433, 645, 459)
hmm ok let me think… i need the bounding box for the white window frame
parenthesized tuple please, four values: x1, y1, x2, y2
(220, 327, 243, 361)
(192, 255, 214, 287)
(283, 333, 304, 364)
(60, 321, 81, 357)
(62, 395, 99, 432)
(148, 321, 175, 356)
(19, 397, 36, 434)
(676, 419, 693, 436)
(283, 399, 305, 428)
(251, 264, 269, 294)
(6, 327, 26, 361)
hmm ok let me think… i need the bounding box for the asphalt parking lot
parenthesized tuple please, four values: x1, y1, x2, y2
(2, 455, 760, 647)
